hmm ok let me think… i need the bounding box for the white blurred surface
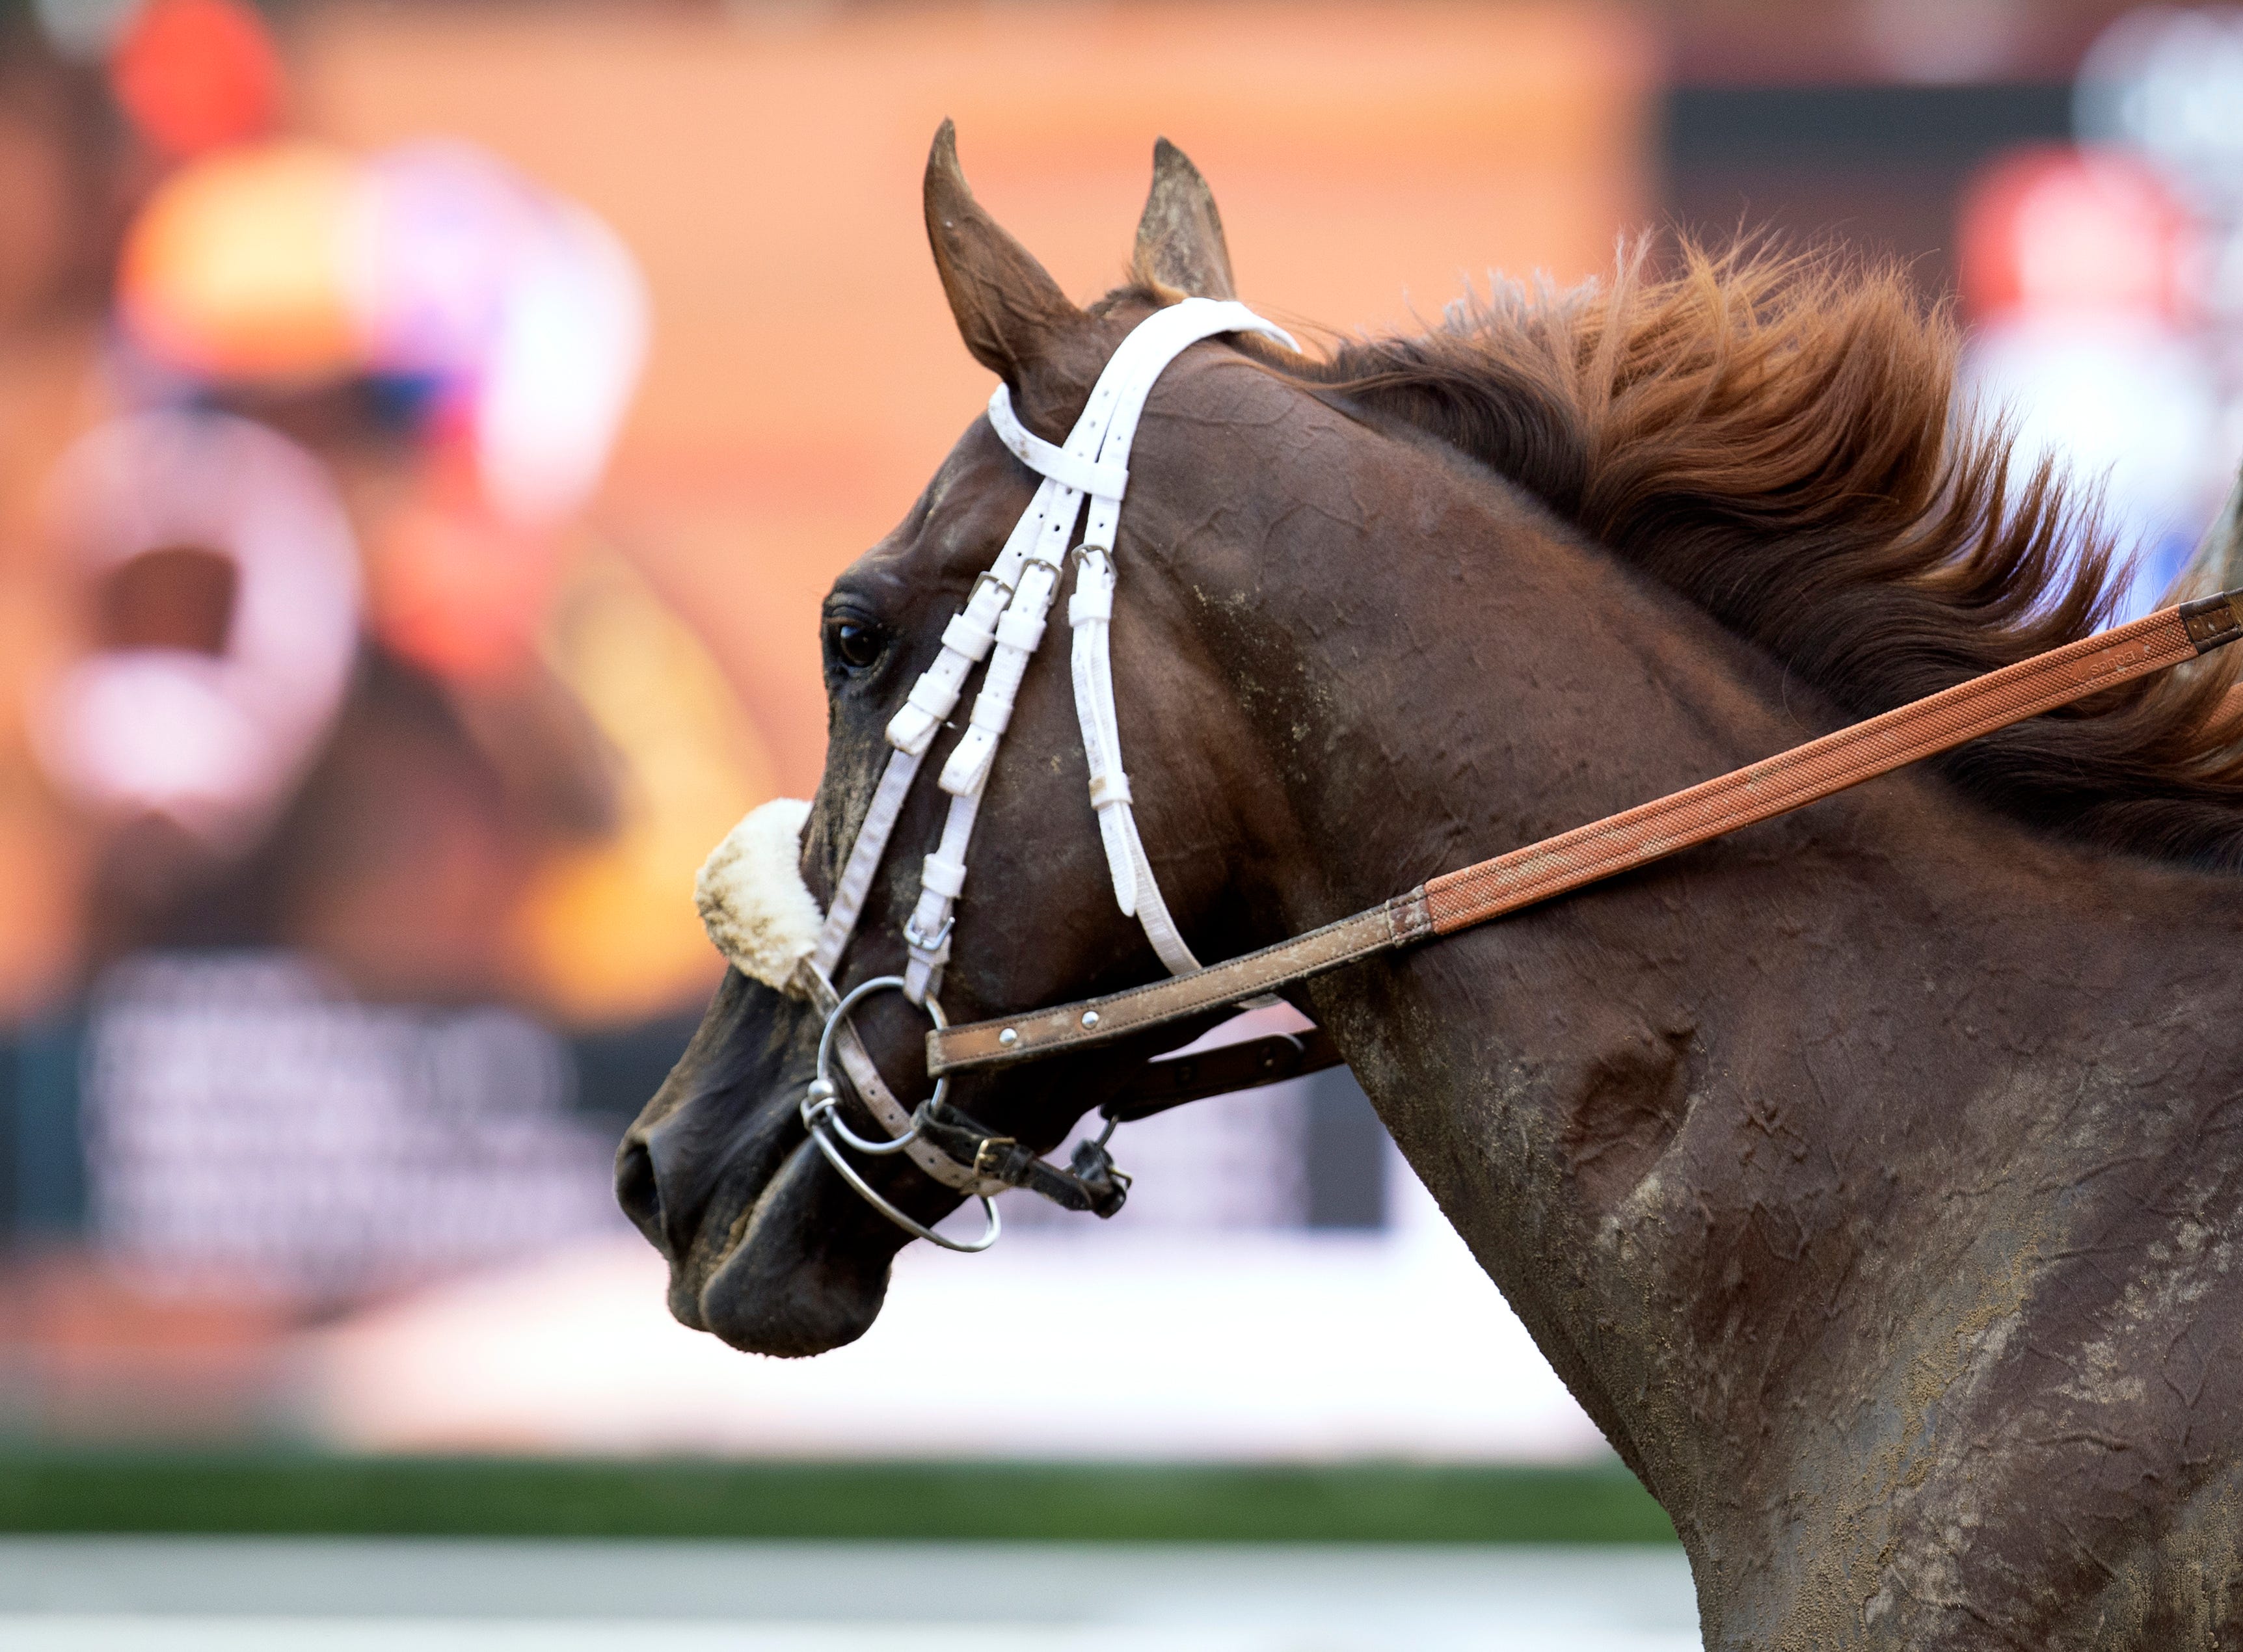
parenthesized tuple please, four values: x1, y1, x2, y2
(0, 1617, 1698, 1651)
(0, 1538, 1699, 1651)
(301, 1161, 1604, 1461)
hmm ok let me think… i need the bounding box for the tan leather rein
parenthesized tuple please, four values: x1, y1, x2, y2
(929, 591, 2243, 1079)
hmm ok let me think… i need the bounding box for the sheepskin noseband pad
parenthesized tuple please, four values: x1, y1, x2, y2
(697, 797, 823, 993)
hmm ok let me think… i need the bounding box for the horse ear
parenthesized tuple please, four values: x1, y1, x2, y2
(924, 120, 1080, 379)
(1129, 138, 1237, 301)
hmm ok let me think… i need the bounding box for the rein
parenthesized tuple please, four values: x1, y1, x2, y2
(744, 294, 2243, 1252)
(930, 590, 2243, 1076)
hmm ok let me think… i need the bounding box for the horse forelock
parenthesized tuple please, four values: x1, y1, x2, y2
(1290, 241, 2243, 872)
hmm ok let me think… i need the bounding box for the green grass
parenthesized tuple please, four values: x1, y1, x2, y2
(0, 1452, 1676, 1543)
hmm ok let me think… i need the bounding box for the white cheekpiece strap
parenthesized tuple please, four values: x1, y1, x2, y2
(884, 511, 1039, 758)
(866, 486, 1058, 1004)
(1123, 812, 1202, 975)
(1068, 548, 1138, 915)
(1066, 550, 1202, 975)
(941, 556, 1062, 799)
(904, 790, 978, 1003)
(809, 746, 921, 979)
(895, 304, 1291, 985)
(1047, 299, 1293, 972)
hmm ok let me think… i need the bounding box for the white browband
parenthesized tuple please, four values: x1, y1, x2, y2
(700, 296, 1295, 1201)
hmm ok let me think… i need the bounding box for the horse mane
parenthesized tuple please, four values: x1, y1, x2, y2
(1285, 243, 2243, 871)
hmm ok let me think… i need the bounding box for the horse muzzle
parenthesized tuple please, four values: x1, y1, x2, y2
(614, 965, 906, 1356)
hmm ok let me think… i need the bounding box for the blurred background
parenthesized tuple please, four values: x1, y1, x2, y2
(0, 0, 2237, 1645)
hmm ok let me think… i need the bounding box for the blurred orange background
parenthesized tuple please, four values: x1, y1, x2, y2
(300, 1, 1653, 797)
(5, 0, 2222, 1475)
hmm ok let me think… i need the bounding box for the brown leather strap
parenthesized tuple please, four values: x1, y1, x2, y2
(1426, 602, 2214, 932)
(928, 592, 2243, 1077)
(1103, 1028, 1346, 1123)
(933, 901, 1417, 1073)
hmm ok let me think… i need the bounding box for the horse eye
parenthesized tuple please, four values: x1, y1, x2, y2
(829, 617, 885, 673)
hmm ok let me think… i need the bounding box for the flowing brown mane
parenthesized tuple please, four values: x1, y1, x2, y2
(1285, 246, 2243, 870)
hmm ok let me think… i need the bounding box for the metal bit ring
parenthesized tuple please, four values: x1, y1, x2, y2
(800, 974, 999, 1253)
(807, 974, 947, 1154)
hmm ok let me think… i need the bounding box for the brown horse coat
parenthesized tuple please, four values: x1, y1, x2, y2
(620, 129, 2243, 1649)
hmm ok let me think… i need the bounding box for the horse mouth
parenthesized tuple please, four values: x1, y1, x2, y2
(695, 1136, 904, 1358)
(617, 1106, 900, 1359)
(615, 970, 907, 1359)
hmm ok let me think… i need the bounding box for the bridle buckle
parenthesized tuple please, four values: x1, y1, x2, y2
(966, 568, 1014, 608)
(971, 1135, 1021, 1181)
(902, 912, 954, 953)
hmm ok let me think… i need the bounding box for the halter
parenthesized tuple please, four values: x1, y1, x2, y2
(703, 298, 2243, 1255)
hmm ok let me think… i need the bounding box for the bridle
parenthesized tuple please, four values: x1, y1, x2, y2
(721, 297, 2243, 1254)
(777, 297, 1304, 1250)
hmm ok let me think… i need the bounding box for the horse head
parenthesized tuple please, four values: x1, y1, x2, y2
(611, 117, 2243, 1644)
(615, 125, 1334, 1355)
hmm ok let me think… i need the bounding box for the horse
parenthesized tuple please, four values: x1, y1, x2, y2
(618, 126, 2243, 1648)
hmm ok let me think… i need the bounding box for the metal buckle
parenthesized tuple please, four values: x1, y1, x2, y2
(966, 568, 1014, 610)
(902, 912, 954, 953)
(971, 1134, 1020, 1180)
(1022, 527, 1077, 571)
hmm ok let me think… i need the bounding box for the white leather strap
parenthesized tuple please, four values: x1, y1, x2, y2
(885, 547, 1027, 757)
(1068, 546, 1140, 916)
(1036, 302, 1295, 969)
(1074, 301, 1295, 553)
(988, 386, 1127, 500)
(906, 483, 1084, 985)
(941, 611, 997, 658)
(904, 790, 979, 1003)
(1068, 549, 1201, 977)
(809, 745, 921, 979)
(941, 557, 1061, 798)
(1122, 807, 1202, 975)
(794, 296, 1291, 1159)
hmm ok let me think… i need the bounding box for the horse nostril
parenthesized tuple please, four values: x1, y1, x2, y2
(615, 1138, 665, 1248)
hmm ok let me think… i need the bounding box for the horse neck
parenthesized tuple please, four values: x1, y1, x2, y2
(1154, 402, 2234, 1552)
